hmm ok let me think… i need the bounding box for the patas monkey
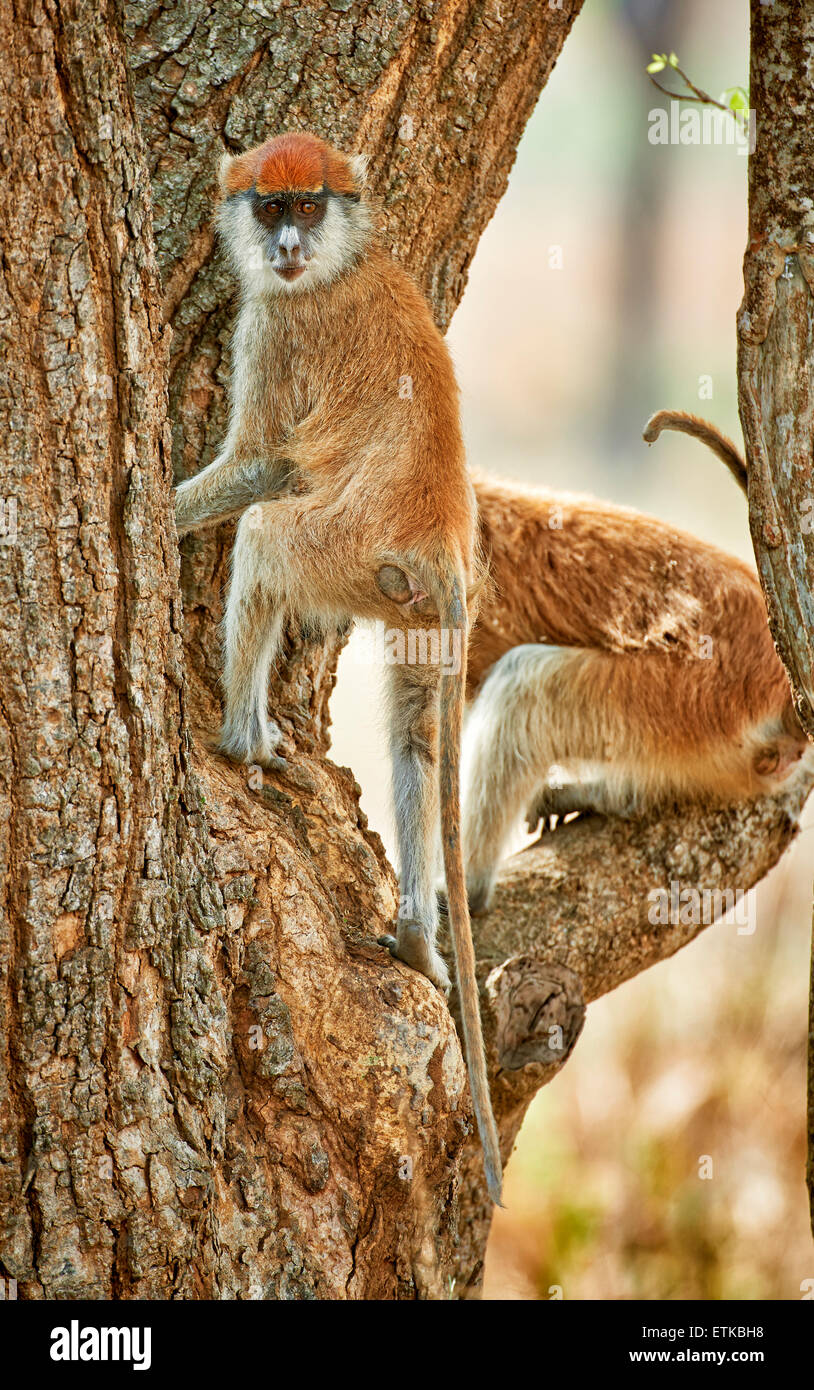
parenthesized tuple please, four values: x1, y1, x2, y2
(174, 132, 502, 1204)
(461, 411, 808, 913)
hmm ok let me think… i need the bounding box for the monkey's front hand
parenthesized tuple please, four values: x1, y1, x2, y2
(378, 920, 451, 994)
(174, 477, 205, 538)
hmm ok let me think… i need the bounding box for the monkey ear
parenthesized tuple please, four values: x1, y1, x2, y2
(218, 150, 258, 198)
(348, 152, 370, 191)
(218, 152, 238, 195)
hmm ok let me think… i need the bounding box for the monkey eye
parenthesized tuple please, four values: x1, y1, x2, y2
(262, 200, 283, 216)
(298, 200, 317, 215)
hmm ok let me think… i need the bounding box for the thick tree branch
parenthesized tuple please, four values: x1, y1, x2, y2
(188, 743, 813, 1294)
(0, 0, 213, 1297)
(445, 772, 813, 1284)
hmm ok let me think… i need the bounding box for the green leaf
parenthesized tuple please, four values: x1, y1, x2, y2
(721, 85, 749, 113)
(668, 52, 679, 67)
(647, 55, 666, 74)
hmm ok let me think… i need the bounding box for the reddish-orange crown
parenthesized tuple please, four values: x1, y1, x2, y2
(222, 132, 358, 198)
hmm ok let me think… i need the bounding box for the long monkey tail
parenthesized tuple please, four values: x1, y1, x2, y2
(643, 410, 748, 496)
(421, 559, 503, 1206)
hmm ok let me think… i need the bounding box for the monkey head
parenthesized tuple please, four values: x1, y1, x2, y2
(217, 131, 372, 294)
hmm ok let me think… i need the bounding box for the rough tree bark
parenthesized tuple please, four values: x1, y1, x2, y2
(0, 0, 211, 1300)
(0, 0, 810, 1305)
(736, 0, 814, 1241)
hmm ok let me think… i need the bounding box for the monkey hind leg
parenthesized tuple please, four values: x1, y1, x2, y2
(462, 644, 618, 914)
(218, 512, 287, 767)
(378, 663, 451, 991)
(219, 495, 352, 767)
(219, 610, 286, 767)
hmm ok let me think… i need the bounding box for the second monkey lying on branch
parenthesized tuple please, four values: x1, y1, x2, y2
(460, 411, 810, 914)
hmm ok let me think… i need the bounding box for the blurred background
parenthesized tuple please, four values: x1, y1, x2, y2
(331, 0, 814, 1297)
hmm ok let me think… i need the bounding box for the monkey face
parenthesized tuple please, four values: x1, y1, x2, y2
(219, 184, 371, 295)
(250, 191, 329, 284)
(218, 133, 372, 295)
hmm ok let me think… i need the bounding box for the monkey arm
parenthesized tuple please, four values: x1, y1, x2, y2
(174, 452, 293, 536)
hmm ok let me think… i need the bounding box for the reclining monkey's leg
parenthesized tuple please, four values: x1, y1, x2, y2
(461, 644, 600, 913)
(524, 779, 606, 833)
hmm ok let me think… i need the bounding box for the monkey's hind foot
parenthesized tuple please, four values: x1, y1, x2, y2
(216, 713, 287, 771)
(378, 920, 451, 993)
(525, 780, 604, 835)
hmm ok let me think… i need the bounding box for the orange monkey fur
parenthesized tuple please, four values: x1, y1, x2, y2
(222, 130, 359, 198)
(468, 473, 802, 797)
(457, 420, 808, 914)
(643, 409, 748, 494)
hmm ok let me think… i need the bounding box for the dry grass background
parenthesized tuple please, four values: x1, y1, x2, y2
(331, 0, 814, 1298)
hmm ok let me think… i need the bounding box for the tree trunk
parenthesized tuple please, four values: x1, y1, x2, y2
(736, 0, 814, 1241)
(0, 0, 196, 1298)
(0, 0, 810, 1304)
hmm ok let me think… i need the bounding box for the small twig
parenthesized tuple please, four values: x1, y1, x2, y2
(648, 65, 732, 115)
(649, 75, 709, 106)
(647, 57, 744, 121)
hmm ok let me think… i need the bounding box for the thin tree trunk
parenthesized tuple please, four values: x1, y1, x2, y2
(736, 0, 814, 1240)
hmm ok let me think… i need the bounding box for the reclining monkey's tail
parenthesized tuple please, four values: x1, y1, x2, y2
(643, 409, 747, 496)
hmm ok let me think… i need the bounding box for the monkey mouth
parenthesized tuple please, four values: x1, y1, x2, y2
(274, 264, 307, 282)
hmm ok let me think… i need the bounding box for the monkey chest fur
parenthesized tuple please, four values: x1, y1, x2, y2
(236, 291, 472, 556)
